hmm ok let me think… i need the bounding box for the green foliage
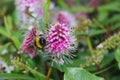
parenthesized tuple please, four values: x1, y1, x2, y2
(57, 0, 69, 10)
(64, 68, 104, 80)
(71, 6, 93, 13)
(11, 57, 46, 79)
(0, 16, 21, 50)
(115, 46, 120, 68)
(0, 73, 35, 80)
(0, 0, 120, 80)
(43, 0, 50, 23)
(98, 2, 120, 12)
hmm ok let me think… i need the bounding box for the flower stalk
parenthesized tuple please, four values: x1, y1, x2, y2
(46, 62, 53, 80)
(86, 36, 94, 58)
(86, 36, 105, 78)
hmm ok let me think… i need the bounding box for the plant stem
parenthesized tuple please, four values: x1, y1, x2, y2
(86, 36, 94, 58)
(94, 63, 117, 75)
(12, 57, 46, 79)
(46, 62, 53, 80)
(86, 36, 105, 78)
(27, 66, 45, 78)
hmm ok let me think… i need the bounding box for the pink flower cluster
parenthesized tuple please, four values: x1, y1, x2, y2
(56, 11, 77, 27)
(17, 0, 44, 17)
(46, 23, 76, 64)
(19, 27, 38, 57)
(18, 1, 77, 64)
(16, 0, 45, 29)
(89, 0, 102, 9)
(47, 23, 70, 54)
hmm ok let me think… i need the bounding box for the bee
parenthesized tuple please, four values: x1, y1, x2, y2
(34, 35, 46, 49)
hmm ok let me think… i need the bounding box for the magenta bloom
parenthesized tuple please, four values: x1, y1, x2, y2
(89, 0, 102, 9)
(46, 23, 76, 64)
(16, 0, 45, 29)
(17, 0, 44, 17)
(56, 11, 77, 27)
(19, 27, 38, 57)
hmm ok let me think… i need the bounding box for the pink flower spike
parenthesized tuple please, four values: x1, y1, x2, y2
(46, 23, 76, 64)
(19, 27, 38, 57)
(56, 11, 77, 27)
(89, 0, 102, 9)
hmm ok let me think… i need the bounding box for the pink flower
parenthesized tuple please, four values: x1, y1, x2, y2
(89, 0, 102, 9)
(75, 13, 88, 19)
(46, 23, 76, 64)
(19, 27, 38, 57)
(17, 0, 44, 16)
(56, 11, 77, 27)
(16, 0, 45, 29)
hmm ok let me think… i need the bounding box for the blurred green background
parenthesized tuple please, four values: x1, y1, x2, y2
(0, 0, 120, 80)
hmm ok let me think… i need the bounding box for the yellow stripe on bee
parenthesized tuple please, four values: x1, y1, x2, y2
(36, 37, 42, 48)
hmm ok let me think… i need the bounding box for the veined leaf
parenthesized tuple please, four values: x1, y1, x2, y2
(64, 68, 104, 80)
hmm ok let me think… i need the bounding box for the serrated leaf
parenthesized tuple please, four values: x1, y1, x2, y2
(64, 68, 104, 80)
(0, 73, 35, 80)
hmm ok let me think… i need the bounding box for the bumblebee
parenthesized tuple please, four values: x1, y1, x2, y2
(34, 35, 46, 49)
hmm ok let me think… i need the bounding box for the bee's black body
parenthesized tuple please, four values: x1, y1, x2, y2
(34, 35, 46, 49)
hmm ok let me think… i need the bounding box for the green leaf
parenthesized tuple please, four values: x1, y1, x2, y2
(111, 75, 120, 80)
(43, 0, 50, 23)
(57, 0, 69, 10)
(100, 52, 115, 67)
(115, 46, 120, 68)
(4, 16, 12, 37)
(98, 2, 120, 12)
(11, 36, 21, 50)
(53, 62, 67, 72)
(0, 42, 11, 54)
(70, 6, 93, 13)
(106, 14, 120, 25)
(64, 68, 104, 80)
(0, 73, 35, 80)
(38, 20, 47, 33)
(0, 27, 9, 38)
(89, 29, 106, 37)
(97, 12, 108, 22)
